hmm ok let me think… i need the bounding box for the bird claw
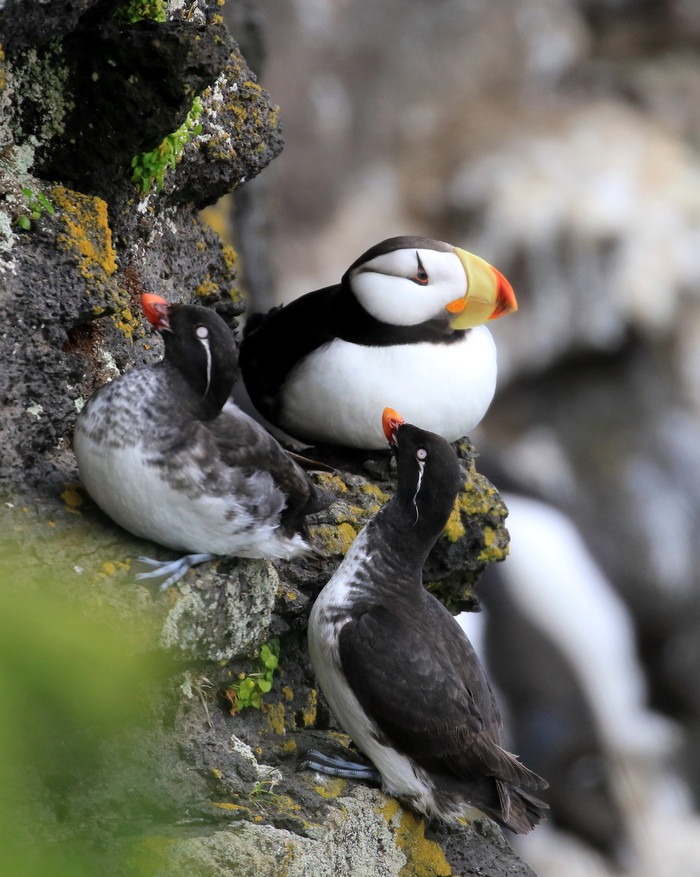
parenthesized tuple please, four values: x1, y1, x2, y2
(298, 748, 381, 783)
(134, 553, 217, 590)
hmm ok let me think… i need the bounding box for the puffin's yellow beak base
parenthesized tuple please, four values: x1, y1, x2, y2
(446, 248, 518, 330)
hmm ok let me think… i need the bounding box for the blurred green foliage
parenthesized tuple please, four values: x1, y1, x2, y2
(0, 537, 171, 877)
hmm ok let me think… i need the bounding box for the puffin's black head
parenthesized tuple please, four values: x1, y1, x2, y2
(142, 294, 238, 417)
(382, 407, 462, 537)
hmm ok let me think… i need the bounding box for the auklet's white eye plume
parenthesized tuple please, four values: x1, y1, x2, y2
(302, 407, 548, 834)
(239, 236, 517, 450)
(73, 294, 331, 588)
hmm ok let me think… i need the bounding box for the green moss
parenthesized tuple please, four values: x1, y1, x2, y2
(131, 96, 203, 193)
(113, 0, 166, 22)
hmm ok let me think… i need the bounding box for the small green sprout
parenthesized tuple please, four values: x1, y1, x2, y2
(225, 639, 280, 714)
(130, 96, 203, 194)
(15, 187, 55, 231)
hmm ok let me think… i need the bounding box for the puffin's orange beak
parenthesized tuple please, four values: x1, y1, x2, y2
(382, 407, 406, 447)
(141, 293, 172, 331)
(446, 248, 518, 329)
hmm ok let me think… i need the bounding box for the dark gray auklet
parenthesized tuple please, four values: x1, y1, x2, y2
(74, 294, 329, 588)
(239, 236, 517, 449)
(303, 408, 548, 833)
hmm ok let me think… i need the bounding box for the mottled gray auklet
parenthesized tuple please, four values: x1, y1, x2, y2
(302, 408, 548, 834)
(238, 236, 517, 449)
(74, 294, 330, 588)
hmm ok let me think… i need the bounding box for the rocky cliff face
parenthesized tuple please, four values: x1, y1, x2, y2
(0, 2, 534, 875)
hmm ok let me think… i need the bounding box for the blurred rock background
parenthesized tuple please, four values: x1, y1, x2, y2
(228, 0, 700, 873)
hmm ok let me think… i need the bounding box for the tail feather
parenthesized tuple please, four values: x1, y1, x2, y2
(493, 782, 550, 835)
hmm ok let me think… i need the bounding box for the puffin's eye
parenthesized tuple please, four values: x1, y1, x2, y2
(416, 448, 427, 461)
(411, 253, 429, 286)
(195, 325, 209, 340)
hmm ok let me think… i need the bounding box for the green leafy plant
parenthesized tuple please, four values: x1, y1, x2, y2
(113, 0, 166, 23)
(15, 186, 55, 230)
(225, 639, 280, 713)
(130, 96, 203, 194)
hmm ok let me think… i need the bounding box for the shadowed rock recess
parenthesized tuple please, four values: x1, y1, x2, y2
(0, 1, 534, 874)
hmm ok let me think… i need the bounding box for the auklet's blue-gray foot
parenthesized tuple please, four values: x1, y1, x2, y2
(304, 408, 548, 834)
(239, 236, 517, 450)
(73, 294, 330, 588)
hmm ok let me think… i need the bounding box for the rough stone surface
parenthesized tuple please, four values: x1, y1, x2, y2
(0, 2, 535, 876)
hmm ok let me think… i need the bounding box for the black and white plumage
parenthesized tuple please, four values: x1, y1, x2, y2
(239, 236, 517, 449)
(305, 408, 548, 833)
(74, 294, 330, 586)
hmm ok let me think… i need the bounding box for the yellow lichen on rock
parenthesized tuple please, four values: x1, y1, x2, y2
(261, 701, 286, 735)
(52, 186, 118, 285)
(379, 801, 453, 877)
(442, 497, 466, 542)
(300, 688, 317, 727)
(308, 522, 358, 556)
(51, 186, 144, 340)
(314, 472, 349, 494)
(361, 481, 391, 503)
(477, 525, 508, 563)
(458, 473, 504, 518)
(314, 777, 347, 799)
(195, 274, 220, 298)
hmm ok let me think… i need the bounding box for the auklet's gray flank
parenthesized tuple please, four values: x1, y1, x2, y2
(239, 236, 517, 449)
(304, 408, 548, 833)
(73, 294, 330, 588)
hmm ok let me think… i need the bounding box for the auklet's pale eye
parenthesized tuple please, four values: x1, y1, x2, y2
(302, 407, 548, 834)
(239, 236, 517, 450)
(73, 294, 330, 589)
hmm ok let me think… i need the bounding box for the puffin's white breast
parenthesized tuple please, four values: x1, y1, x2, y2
(74, 430, 275, 555)
(73, 379, 303, 559)
(279, 326, 497, 448)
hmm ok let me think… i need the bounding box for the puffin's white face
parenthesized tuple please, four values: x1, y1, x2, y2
(349, 245, 467, 327)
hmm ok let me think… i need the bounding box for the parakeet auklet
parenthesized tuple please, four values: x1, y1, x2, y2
(302, 408, 548, 834)
(73, 294, 330, 588)
(239, 236, 517, 449)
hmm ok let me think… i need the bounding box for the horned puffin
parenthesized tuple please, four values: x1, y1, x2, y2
(73, 294, 330, 588)
(302, 408, 548, 833)
(239, 236, 517, 449)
